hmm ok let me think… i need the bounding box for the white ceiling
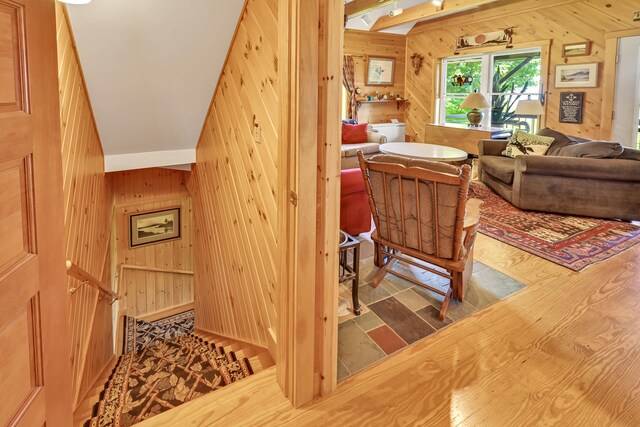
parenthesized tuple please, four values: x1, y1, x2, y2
(66, 0, 245, 170)
(345, 0, 431, 34)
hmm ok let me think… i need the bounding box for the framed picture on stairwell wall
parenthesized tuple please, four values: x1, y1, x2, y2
(129, 207, 181, 248)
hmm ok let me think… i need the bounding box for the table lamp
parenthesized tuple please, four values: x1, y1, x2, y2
(515, 98, 545, 116)
(460, 92, 491, 127)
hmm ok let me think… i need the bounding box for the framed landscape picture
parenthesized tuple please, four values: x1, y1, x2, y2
(130, 207, 181, 248)
(366, 56, 395, 86)
(562, 41, 591, 57)
(555, 63, 598, 88)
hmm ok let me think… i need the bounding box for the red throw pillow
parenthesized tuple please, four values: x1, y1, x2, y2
(342, 123, 368, 144)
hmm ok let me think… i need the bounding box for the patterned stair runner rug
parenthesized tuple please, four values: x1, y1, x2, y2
(87, 333, 253, 427)
(123, 310, 195, 354)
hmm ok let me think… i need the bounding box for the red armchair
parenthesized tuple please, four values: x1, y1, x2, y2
(340, 168, 371, 235)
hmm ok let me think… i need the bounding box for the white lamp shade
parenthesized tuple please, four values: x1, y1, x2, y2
(59, 0, 92, 4)
(515, 99, 545, 115)
(460, 92, 491, 109)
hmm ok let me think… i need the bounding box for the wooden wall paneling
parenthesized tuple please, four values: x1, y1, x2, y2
(186, 0, 278, 349)
(111, 169, 194, 319)
(55, 3, 115, 412)
(404, 0, 640, 143)
(344, 30, 407, 124)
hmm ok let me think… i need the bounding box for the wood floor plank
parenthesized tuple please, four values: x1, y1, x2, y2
(136, 235, 640, 426)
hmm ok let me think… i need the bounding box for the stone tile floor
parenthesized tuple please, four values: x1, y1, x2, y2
(338, 238, 527, 381)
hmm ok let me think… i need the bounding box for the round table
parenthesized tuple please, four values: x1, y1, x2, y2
(379, 142, 468, 162)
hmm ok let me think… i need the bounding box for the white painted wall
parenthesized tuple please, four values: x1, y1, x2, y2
(612, 36, 640, 148)
(66, 0, 245, 165)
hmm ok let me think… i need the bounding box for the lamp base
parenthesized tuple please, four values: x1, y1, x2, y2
(467, 109, 483, 127)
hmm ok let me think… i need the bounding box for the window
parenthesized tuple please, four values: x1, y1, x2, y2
(439, 48, 542, 132)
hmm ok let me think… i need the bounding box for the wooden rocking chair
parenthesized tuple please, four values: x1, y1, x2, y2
(357, 151, 482, 320)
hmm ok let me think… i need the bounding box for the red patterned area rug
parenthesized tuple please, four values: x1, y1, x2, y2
(469, 181, 640, 271)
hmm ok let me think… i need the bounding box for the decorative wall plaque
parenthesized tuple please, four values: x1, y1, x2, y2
(559, 92, 584, 124)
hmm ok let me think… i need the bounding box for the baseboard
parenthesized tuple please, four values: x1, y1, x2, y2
(267, 327, 277, 361)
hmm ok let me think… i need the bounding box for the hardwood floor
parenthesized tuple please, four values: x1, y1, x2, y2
(137, 233, 640, 426)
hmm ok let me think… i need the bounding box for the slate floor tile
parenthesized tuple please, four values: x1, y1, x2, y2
(415, 305, 453, 330)
(357, 283, 391, 305)
(338, 320, 386, 373)
(354, 311, 384, 332)
(337, 357, 351, 382)
(473, 267, 527, 299)
(368, 297, 436, 344)
(394, 288, 430, 311)
(367, 325, 407, 355)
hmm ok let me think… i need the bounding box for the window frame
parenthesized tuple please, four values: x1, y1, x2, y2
(438, 47, 543, 129)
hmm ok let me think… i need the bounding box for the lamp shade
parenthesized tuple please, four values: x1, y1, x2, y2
(58, 0, 91, 4)
(460, 92, 491, 109)
(515, 99, 545, 115)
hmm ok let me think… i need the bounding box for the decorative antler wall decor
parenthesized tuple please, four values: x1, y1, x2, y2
(410, 52, 424, 75)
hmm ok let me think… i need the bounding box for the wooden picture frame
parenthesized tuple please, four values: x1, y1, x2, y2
(555, 63, 598, 88)
(562, 41, 591, 58)
(366, 56, 395, 86)
(129, 207, 181, 248)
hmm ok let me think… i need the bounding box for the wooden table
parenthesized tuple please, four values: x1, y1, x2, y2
(379, 142, 468, 162)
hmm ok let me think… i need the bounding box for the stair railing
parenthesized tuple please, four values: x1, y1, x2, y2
(66, 259, 118, 303)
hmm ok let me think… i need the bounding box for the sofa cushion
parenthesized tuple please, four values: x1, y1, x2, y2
(617, 147, 640, 161)
(539, 128, 591, 156)
(342, 122, 368, 144)
(341, 142, 381, 158)
(502, 131, 554, 158)
(341, 168, 366, 195)
(480, 156, 516, 185)
(556, 140, 624, 159)
(538, 128, 573, 155)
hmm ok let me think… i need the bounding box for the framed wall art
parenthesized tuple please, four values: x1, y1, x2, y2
(562, 41, 591, 58)
(366, 56, 395, 86)
(555, 63, 598, 88)
(129, 207, 181, 247)
(559, 92, 584, 124)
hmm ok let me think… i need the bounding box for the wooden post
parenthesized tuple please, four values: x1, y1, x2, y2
(277, 0, 342, 406)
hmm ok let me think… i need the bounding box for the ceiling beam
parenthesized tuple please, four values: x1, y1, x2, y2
(345, 0, 394, 18)
(370, 0, 505, 31)
(409, 0, 579, 33)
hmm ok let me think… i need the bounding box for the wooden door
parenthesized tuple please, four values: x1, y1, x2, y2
(0, 0, 73, 425)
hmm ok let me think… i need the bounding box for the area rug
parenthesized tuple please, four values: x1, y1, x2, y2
(123, 310, 194, 354)
(468, 181, 640, 271)
(87, 334, 253, 427)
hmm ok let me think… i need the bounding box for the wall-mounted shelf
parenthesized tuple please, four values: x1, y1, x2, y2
(356, 99, 408, 111)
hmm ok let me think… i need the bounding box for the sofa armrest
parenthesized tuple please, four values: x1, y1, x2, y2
(367, 131, 387, 144)
(478, 139, 508, 157)
(515, 155, 640, 182)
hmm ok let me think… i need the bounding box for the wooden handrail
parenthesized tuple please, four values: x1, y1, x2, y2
(66, 260, 118, 300)
(119, 264, 194, 276)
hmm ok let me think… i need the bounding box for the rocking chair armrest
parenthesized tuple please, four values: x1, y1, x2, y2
(463, 198, 482, 230)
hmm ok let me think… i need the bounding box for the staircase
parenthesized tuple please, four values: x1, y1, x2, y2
(74, 325, 274, 427)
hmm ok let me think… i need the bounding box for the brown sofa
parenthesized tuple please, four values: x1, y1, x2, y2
(477, 136, 640, 221)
